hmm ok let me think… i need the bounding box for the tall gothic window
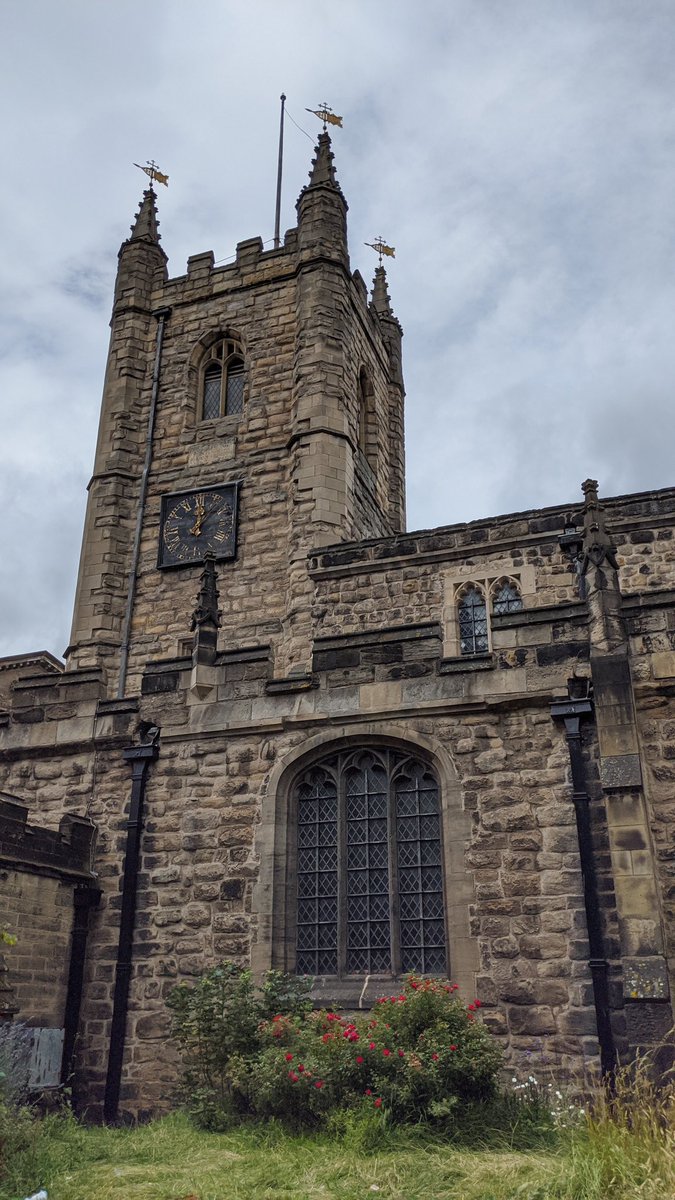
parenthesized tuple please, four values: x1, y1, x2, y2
(295, 748, 446, 977)
(491, 578, 523, 615)
(201, 339, 245, 420)
(458, 585, 488, 655)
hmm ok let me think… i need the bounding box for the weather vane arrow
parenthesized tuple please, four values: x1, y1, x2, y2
(365, 237, 395, 265)
(134, 159, 169, 187)
(305, 102, 343, 130)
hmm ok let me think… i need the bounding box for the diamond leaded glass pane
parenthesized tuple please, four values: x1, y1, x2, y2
(492, 580, 523, 615)
(225, 361, 245, 415)
(345, 758, 392, 973)
(202, 364, 221, 420)
(395, 765, 446, 974)
(458, 586, 488, 655)
(296, 768, 338, 975)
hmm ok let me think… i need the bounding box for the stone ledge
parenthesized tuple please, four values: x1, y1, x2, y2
(438, 654, 494, 675)
(493, 601, 587, 629)
(314, 622, 441, 651)
(265, 674, 317, 695)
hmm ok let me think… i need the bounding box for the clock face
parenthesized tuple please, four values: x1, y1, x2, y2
(158, 484, 239, 569)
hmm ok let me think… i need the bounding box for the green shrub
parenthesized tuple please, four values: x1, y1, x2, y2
(168, 966, 502, 1131)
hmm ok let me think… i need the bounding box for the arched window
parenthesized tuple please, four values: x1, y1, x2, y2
(457, 585, 488, 655)
(491, 578, 523, 615)
(200, 339, 245, 420)
(295, 748, 446, 977)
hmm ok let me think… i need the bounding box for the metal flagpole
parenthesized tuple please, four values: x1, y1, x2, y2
(274, 93, 286, 249)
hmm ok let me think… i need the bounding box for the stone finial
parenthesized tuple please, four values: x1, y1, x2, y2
(128, 188, 161, 246)
(305, 131, 342, 191)
(581, 479, 618, 573)
(191, 554, 221, 632)
(371, 266, 394, 317)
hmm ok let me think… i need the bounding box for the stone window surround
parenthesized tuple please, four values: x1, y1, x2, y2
(442, 565, 535, 659)
(250, 723, 478, 1006)
(186, 329, 248, 430)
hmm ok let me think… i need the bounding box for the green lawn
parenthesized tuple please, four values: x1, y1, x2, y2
(1, 1108, 674, 1200)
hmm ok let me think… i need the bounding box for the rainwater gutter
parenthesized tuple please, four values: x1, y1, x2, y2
(103, 731, 159, 1123)
(551, 688, 616, 1077)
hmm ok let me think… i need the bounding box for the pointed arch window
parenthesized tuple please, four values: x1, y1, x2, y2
(295, 748, 446, 977)
(200, 339, 245, 420)
(491, 578, 523, 616)
(457, 585, 488, 655)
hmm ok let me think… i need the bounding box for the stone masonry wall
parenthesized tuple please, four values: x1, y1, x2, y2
(0, 869, 73, 1028)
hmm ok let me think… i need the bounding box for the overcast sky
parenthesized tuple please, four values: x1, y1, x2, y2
(2, 0, 675, 660)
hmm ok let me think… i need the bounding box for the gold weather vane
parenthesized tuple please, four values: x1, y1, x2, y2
(305, 102, 343, 130)
(365, 237, 395, 265)
(133, 159, 169, 187)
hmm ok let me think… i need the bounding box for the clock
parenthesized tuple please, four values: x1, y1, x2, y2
(158, 483, 239, 569)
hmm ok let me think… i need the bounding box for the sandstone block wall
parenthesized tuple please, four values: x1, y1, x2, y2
(0, 869, 72, 1027)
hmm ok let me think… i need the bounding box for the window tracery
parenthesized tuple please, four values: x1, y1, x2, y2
(200, 338, 245, 420)
(457, 585, 489, 655)
(294, 748, 446, 977)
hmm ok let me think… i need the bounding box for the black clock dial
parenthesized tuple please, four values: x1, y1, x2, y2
(158, 484, 239, 568)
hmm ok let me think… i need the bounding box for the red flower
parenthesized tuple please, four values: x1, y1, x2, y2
(474, 999, 481, 1008)
(322, 1033, 332, 1043)
(398, 994, 406, 1002)
(356, 1056, 364, 1064)
(398, 1049, 405, 1058)
(374, 1097, 382, 1108)
(365, 1088, 372, 1096)
(315, 1080, 324, 1089)
(468, 1003, 475, 1011)
(383, 1048, 391, 1057)
(450, 1044, 457, 1051)
(298, 1064, 305, 1073)
(289, 1071, 298, 1082)
(431, 1053, 439, 1062)
(369, 1042, 376, 1050)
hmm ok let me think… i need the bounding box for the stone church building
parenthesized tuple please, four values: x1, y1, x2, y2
(2, 133, 675, 1120)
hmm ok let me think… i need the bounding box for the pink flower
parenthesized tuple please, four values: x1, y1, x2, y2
(383, 1048, 391, 1057)
(289, 1071, 298, 1082)
(356, 1056, 364, 1064)
(369, 1041, 376, 1050)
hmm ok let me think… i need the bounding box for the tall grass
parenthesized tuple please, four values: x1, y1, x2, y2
(2, 1058, 675, 1199)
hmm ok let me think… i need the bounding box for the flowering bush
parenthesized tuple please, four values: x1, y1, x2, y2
(168, 966, 501, 1130)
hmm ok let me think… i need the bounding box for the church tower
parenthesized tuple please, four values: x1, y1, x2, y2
(67, 133, 406, 692)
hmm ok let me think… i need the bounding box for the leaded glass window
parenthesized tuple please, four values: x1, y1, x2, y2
(458, 586, 488, 655)
(492, 579, 523, 615)
(200, 340, 245, 419)
(294, 748, 446, 977)
(202, 363, 222, 420)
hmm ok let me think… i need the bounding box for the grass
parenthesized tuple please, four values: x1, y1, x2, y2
(2, 1060, 675, 1200)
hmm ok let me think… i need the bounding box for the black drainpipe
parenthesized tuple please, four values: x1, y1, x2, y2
(104, 731, 159, 1123)
(61, 881, 101, 1096)
(551, 686, 616, 1077)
